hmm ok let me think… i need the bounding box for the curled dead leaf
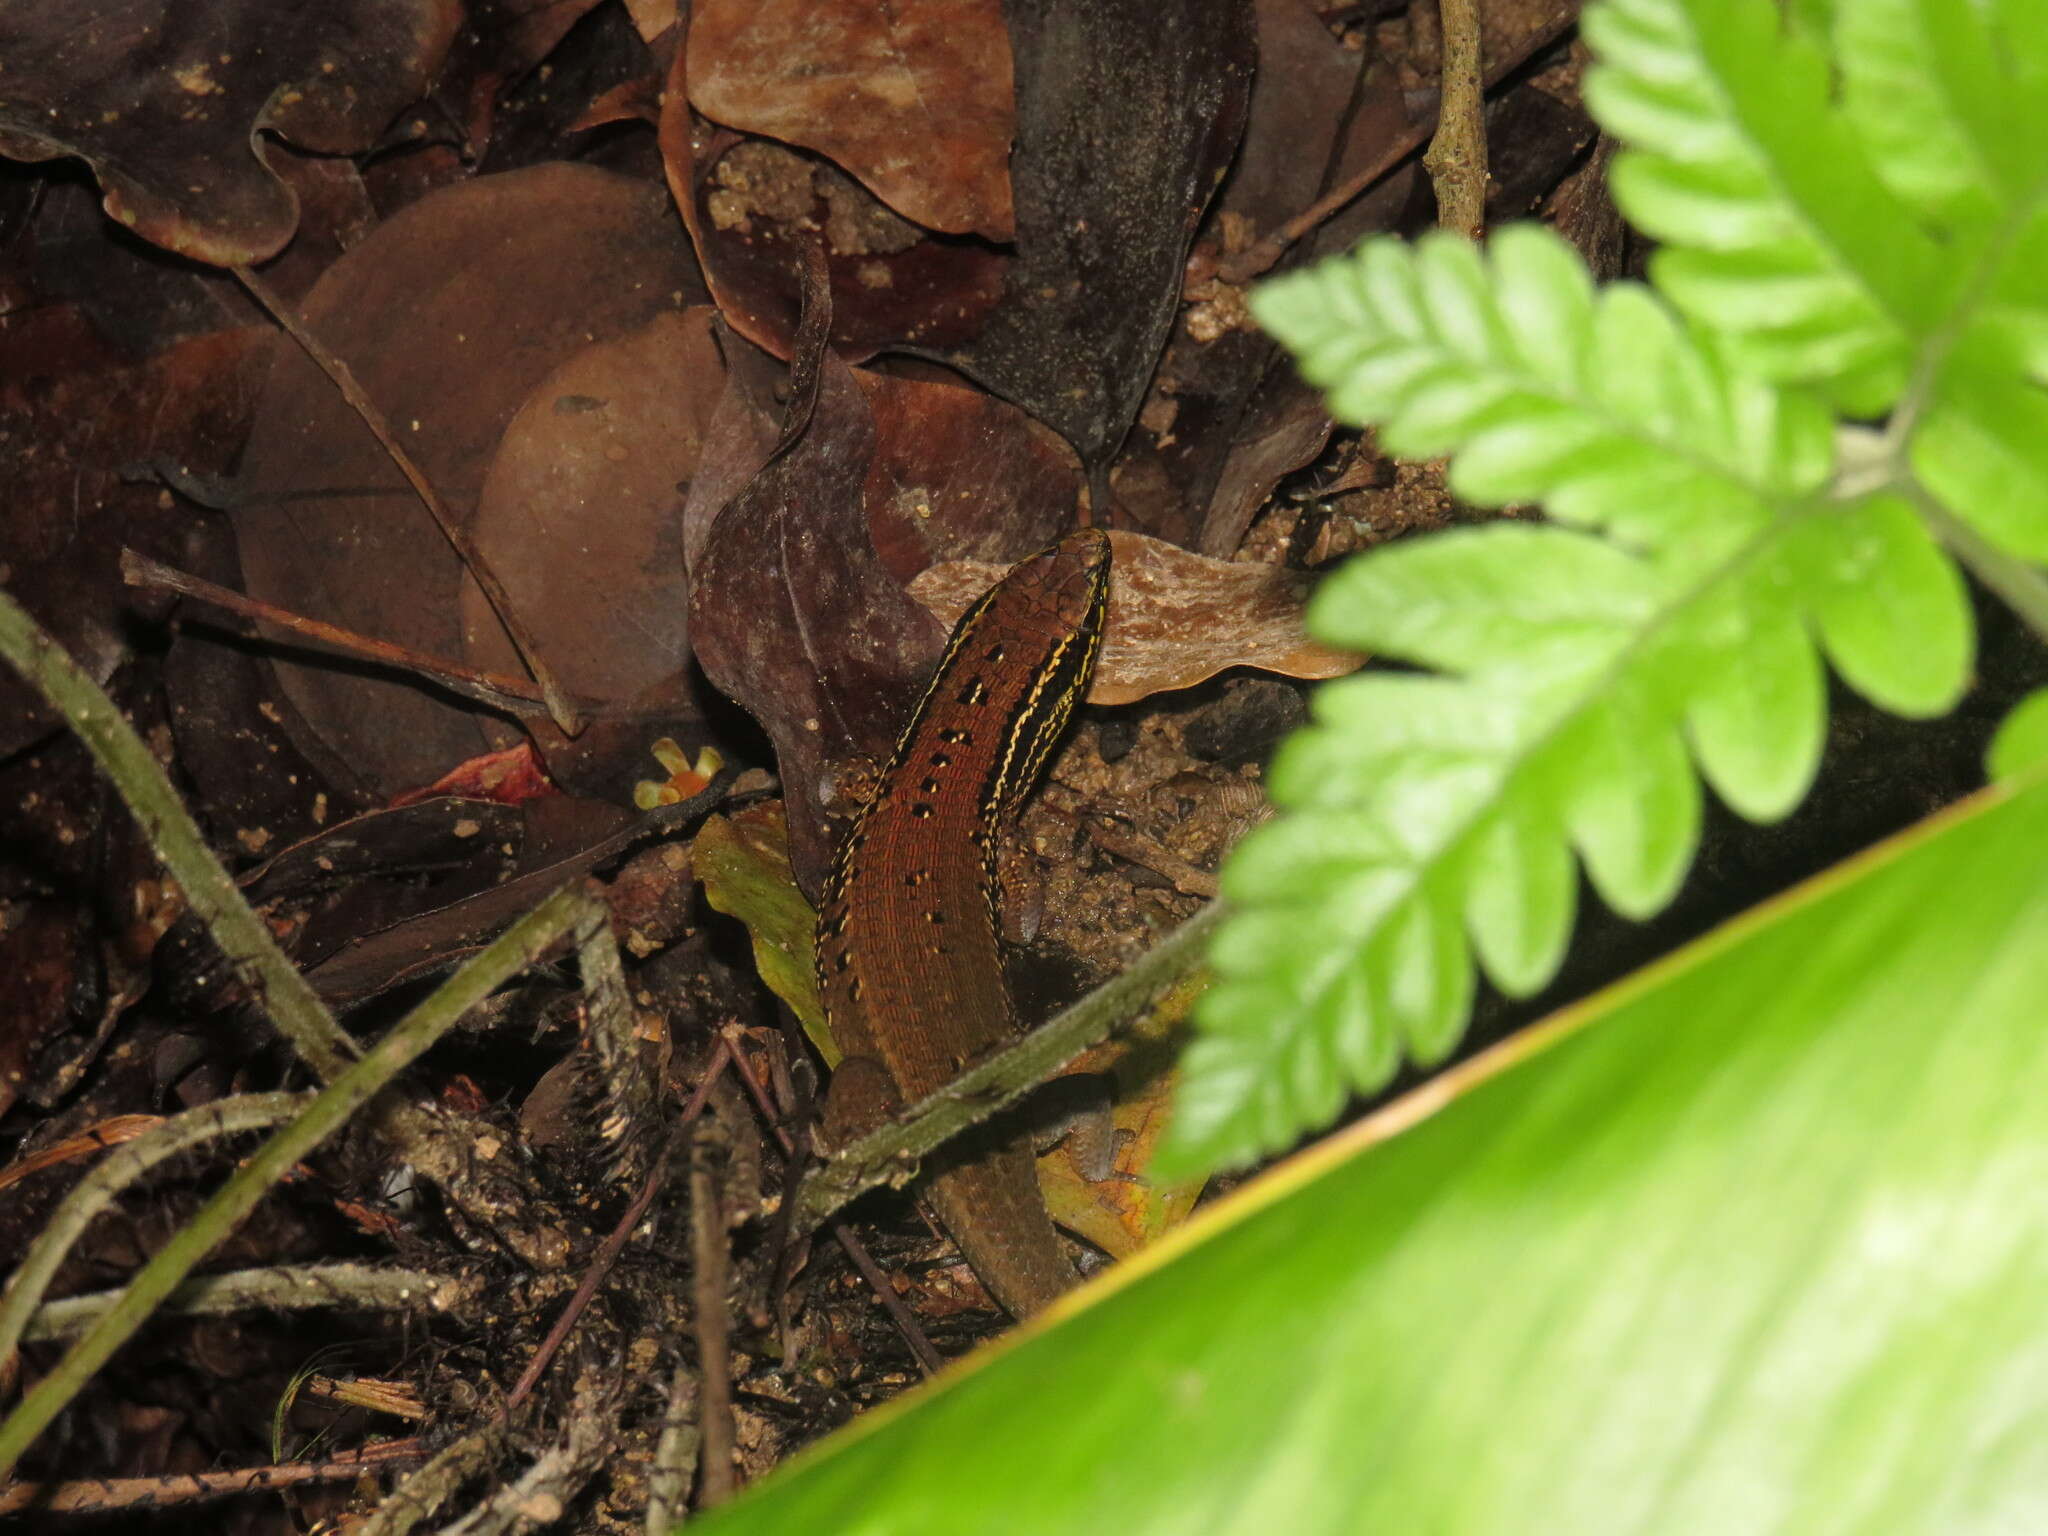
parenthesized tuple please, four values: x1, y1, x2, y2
(910, 530, 1363, 706)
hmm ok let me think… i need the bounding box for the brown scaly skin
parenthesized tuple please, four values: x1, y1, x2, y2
(815, 529, 1111, 1318)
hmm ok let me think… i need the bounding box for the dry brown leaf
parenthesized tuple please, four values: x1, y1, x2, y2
(911, 530, 1362, 706)
(687, 0, 1016, 240)
(233, 164, 703, 797)
(463, 307, 724, 711)
(0, 0, 459, 265)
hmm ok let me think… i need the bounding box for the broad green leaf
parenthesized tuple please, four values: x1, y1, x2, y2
(1914, 348, 2048, 565)
(1914, 202, 2048, 565)
(1583, 0, 1949, 409)
(1674, 578, 1828, 822)
(1554, 684, 1701, 917)
(692, 772, 2048, 1536)
(1255, 228, 1835, 573)
(1458, 796, 1576, 995)
(1988, 689, 2048, 781)
(693, 805, 833, 1062)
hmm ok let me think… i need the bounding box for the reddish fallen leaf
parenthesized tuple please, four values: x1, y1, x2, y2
(658, 34, 1008, 362)
(911, 530, 1362, 707)
(233, 163, 704, 797)
(0, 0, 460, 264)
(859, 369, 1081, 582)
(688, 0, 1017, 241)
(389, 742, 557, 809)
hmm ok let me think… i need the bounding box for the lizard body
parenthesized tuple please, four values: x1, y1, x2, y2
(814, 528, 1111, 1317)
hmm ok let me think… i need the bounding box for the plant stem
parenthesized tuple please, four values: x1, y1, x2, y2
(1911, 483, 2048, 644)
(0, 884, 602, 1481)
(21, 1264, 475, 1344)
(0, 586, 359, 1085)
(792, 900, 1225, 1231)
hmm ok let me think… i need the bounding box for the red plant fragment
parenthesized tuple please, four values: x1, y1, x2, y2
(389, 741, 558, 809)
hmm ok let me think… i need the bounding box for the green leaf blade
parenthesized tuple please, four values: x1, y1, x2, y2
(695, 778, 2048, 1536)
(1988, 689, 2048, 781)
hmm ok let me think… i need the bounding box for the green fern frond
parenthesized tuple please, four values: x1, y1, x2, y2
(1913, 210, 2048, 563)
(1833, 0, 2048, 227)
(1583, 0, 1951, 412)
(1163, 229, 1971, 1173)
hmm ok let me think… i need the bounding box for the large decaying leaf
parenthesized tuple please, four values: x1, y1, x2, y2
(0, 0, 460, 264)
(691, 769, 2048, 1534)
(688, 334, 945, 892)
(462, 310, 721, 704)
(459, 307, 728, 799)
(232, 164, 702, 797)
(687, 0, 1017, 240)
(660, 33, 1010, 364)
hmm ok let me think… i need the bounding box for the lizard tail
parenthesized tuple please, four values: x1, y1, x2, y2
(926, 1144, 1075, 1319)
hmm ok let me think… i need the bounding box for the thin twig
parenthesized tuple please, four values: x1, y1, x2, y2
(499, 1038, 737, 1423)
(440, 1378, 615, 1536)
(0, 587, 359, 1083)
(0, 885, 605, 1480)
(689, 1126, 736, 1508)
(0, 1438, 427, 1517)
(723, 1034, 946, 1375)
(1213, 6, 1575, 284)
(577, 903, 663, 1184)
(22, 1263, 477, 1344)
(1087, 818, 1222, 899)
(122, 548, 581, 721)
(353, 1425, 509, 1536)
(792, 901, 1225, 1234)
(1423, 0, 1489, 238)
(0, 1115, 159, 1195)
(644, 1359, 701, 1535)
(231, 264, 582, 736)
